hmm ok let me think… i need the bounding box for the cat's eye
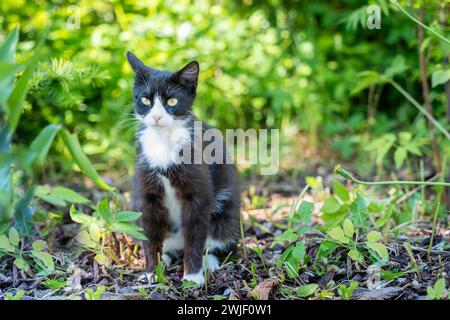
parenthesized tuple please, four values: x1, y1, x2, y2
(167, 98, 178, 107)
(141, 97, 151, 106)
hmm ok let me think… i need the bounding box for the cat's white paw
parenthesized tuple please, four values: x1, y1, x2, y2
(138, 272, 157, 284)
(162, 253, 172, 267)
(183, 270, 205, 285)
(205, 254, 220, 272)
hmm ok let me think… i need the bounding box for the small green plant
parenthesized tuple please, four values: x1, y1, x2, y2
(427, 278, 448, 300)
(84, 286, 106, 300)
(296, 283, 319, 298)
(70, 198, 146, 266)
(0, 227, 54, 274)
(338, 281, 359, 300)
(4, 289, 26, 300)
(138, 287, 149, 300)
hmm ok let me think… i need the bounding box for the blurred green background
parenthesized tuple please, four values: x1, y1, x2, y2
(1, 0, 449, 182)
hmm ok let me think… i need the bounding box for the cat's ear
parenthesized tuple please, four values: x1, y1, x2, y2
(126, 51, 147, 73)
(176, 61, 199, 88)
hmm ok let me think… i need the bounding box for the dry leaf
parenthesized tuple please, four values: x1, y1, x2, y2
(247, 278, 279, 300)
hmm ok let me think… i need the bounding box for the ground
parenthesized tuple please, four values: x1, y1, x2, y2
(0, 174, 448, 300)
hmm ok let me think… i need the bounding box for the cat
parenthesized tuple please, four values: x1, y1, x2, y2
(127, 51, 241, 284)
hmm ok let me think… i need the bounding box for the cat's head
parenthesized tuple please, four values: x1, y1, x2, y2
(126, 51, 199, 127)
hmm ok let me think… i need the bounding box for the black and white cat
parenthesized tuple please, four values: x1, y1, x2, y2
(127, 51, 240, 284)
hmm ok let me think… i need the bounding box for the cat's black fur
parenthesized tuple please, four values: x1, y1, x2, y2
(127, 51, 241, 281)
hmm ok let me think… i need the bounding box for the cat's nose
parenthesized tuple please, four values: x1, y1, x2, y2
(152, 115, 163, 124)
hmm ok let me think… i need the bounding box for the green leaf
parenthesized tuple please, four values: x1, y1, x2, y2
(0, 234, 15, 252)
(298, 201, 314, 224)
(0, 62, 23, 106)
(291, 242, 306, 262)
(94, 253, 109, 266)
(272, 229, 299, 247)
(343, 219, 354, 238)
(29, 124, 61, 168)
(4, 289, 25, 300)
(296, 284, 319, 298)
(69, 205, 96, 225)
(276, 246, 292, 269)
(384, 55, 408, 78)
(398, 132, 412, 144)
(317, 241, 337, 259)
(31, 250, 54, 271)
(348, 249, 363, 263)
(8, 227, 20, 246)
(426, 286, 436, 300)
(51, 187, 89, 204)
(32, 240, 47, 251)
(115, 211, 142, 222)
(97, 198, 113, 224)
(431, 70, 450, 88)
(321, 196, 341, 214)
(434, 278, 446, 299)
(76, 230, 97, 248)
(0, 27, 19, 63)
(14, 258, 30, 271)
(366, 242, 389, 262)
(394, 147, 407, 169)
(367, 231, 382, 242)
(89, 223, 101, 242)
(333, 180, 350, 202)
(42, 279, 66, 290)
(327, 226, 349, 244)
(110, 222, 147, 240)
(60, 129, 112, 191)
(7, 27, 47, 131)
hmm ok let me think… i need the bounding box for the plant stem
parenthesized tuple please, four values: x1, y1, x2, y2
(391, 0, 450, 45)
(417, 6, 442, 174)
(428, 202, 440, 261)
(334, 165, 450, 187)
(389, 80, 450, 140)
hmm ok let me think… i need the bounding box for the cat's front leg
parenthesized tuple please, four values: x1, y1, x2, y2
(181, 197, 211, 285)
(139, 194, 169, 275)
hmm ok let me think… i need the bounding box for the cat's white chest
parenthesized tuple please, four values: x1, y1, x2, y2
(160, 175, 184, 252)
(138, 121, 190, 170)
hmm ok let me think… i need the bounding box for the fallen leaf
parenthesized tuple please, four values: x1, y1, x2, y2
(247, 278, 280, 300)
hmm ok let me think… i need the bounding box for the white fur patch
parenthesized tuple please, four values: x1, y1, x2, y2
(161, 175, 184, 253)
(205, 254, 220, 271)
(162, 253, 173, 267)
(138, 272, 157, 284)
(183, 269, 205, 285)
(138, 99, 191, 170)
(205, 238, 228, 252)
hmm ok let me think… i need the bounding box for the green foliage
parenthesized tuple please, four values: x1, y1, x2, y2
(84, 286, 106, 300)
(70, 198, 145, 266)
(338, 281, 359, 300)
(296, 283, 319, 298)
(0, 227, 54, 274)
(0, 28, 112, 233)
(4, 289, 25, 300)
(427, 278, 448, 300)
